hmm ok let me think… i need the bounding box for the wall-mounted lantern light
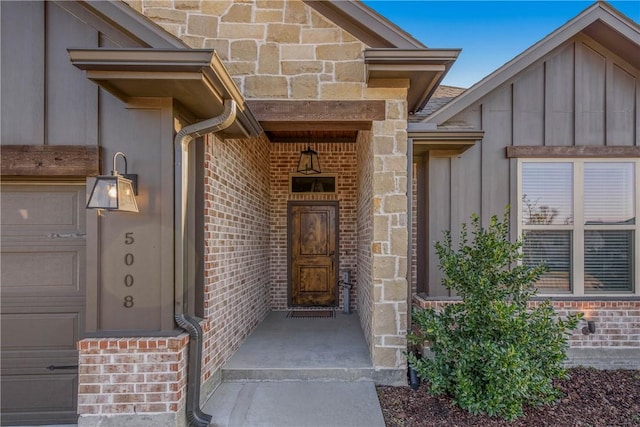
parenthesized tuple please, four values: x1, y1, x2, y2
(297, 146, 321, 175)
(86, 151, 139, 213)
(581, 320, 596, 335)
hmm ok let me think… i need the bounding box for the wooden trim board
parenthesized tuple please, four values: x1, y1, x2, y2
(1, 145, 100, 177)
(506, 145, 640, 158)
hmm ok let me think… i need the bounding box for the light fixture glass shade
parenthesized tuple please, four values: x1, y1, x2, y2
(86, 174, 139, 212)
(297, 146, 321, 175)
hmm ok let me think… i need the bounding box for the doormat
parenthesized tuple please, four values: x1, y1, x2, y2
(287, 310, 335, 319)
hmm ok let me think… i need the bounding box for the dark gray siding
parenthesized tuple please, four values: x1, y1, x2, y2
(1, 1, 177, 333)
(424, 35, 639, 296)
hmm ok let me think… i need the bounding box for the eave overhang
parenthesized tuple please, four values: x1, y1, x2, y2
(409, 124, 484, 157)
(365, 49, 461, 114)
(76, 1, 189, 49)
(68, 48, 262, 139)
(582, 19, 640, 70)
(302, 0, 425, 49)
(423, 2, 640, 125)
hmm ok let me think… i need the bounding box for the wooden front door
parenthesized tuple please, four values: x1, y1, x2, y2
(289, 203, 338, 306)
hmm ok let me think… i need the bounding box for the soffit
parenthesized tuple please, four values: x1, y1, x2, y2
(365, 49, 461, 114)
(409, 125, 484, 157)
(68, 48, 262, 139)
(582, 20, 640, 69)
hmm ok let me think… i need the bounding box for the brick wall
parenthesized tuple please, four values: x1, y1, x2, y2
(123, 0, 368, 100)
(414, 298, 640, 364)
(200, 133, 272, 387)
(357, 130, 374, 351)
(270, 142, 358, 310)
(77, 335, 188, 417)
(550, 301, 640, 348)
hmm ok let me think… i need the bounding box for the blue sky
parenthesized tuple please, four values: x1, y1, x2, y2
(363, 1, 640, 88)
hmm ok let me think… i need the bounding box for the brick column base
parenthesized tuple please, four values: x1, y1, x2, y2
(77, 335, 189, 426)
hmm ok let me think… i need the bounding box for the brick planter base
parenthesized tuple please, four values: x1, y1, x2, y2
(77, 335, 189, 425)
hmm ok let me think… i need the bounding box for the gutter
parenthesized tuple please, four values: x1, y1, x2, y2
(174, 99, 237, 427)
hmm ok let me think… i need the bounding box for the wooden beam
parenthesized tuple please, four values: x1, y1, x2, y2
(262, 122, 371, 132)
(247, 100, 386, 125)
(1, 145, 100, 177)
(506, 145, 640, 158)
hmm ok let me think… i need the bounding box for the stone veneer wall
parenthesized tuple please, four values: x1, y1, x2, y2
(123, 0, 368, 101)
(270, 142, 358, 310)
(414, 298, 640, 369)
(200, 133, 272, 392)
(369, 97, 410, 374)
(77, 336, 189, 426)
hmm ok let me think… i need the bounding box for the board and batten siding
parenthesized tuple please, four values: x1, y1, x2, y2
(424, 35, 639, 297)
(0, 2, 154, 147)
(1, 1, 178, 333)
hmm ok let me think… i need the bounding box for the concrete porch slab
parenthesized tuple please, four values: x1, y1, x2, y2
(203, 381, 386, 427)
(222, 311, 374, 382)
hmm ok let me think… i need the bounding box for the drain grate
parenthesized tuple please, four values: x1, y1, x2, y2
(287, 310, 335, 319)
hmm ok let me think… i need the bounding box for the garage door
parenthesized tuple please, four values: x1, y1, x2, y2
(1, 183, 86, 426)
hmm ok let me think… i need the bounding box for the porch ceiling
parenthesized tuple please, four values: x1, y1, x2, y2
(266, 130, 359, 143)
(247, 100, 386, 143)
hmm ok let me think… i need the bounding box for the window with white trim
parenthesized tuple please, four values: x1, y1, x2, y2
(518, 159, 639, 295)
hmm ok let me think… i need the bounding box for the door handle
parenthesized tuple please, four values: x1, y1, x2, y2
(48, 232, 86, 240)
(46, 365, 78, 371)
(329, 250, 335, 270)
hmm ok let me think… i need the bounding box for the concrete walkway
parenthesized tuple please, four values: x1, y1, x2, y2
(203, 311, 386, 427)
(203, 381, 385, 427)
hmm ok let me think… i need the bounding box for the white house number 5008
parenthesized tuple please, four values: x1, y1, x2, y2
(123, 232, 135, 308)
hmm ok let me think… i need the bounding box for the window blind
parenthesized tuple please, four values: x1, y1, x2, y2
(522, 163, 573, 225)
(584, 230, 633, 292)
(523, 230, 572, 292)
(584, 163, 635, 225)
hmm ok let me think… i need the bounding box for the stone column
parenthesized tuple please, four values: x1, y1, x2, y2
(368, 90, 410, 382)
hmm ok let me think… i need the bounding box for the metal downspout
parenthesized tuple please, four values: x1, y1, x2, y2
(407, 138, 413, 336)
(174, 99, 237, 427)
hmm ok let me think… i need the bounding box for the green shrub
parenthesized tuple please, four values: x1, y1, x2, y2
(408, 209, 581, 420)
